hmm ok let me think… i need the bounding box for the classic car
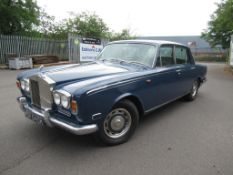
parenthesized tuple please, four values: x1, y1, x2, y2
(17, 40, 207, 145)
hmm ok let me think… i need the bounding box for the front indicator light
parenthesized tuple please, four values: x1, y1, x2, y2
(71, 100, 78, 114)
(16, 80, 20, 89)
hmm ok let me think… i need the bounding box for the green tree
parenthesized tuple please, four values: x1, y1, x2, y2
(53, 12, 109, 39)
(109, 29, 135, 41)
(36, 9, 56, 37)
(0, 0, 40, 35)
(202, 0, 233, 49)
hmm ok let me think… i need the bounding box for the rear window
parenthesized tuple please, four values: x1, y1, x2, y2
(175, 46, 188, 64)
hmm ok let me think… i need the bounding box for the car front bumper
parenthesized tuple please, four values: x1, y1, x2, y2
(17, 97, 98, 135)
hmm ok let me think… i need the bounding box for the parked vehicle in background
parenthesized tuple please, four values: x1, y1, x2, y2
(16, 40, 207, 145)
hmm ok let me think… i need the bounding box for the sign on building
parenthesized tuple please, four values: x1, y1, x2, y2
(80, 38, 103, 62)
(230, 35, 233, 66)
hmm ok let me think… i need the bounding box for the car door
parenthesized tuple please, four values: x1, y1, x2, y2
(174, 45, 195, 95)
(147, 44, 182, 109)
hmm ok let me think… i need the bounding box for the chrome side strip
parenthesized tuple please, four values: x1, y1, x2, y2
(92, 113, 102, 120)
(92, 113, 102, 117)
(86, 79, 139, 95)
(86, 70, 180, 95)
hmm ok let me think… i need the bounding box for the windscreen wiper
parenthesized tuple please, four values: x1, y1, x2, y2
(108, 58, 128, 64)
(99, 58, 128, 64)
(128, 61, 150, 68)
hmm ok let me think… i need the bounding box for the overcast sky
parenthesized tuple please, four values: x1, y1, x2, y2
(37, 0, 220, 36)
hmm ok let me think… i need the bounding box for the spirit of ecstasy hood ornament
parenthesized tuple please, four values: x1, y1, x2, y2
(39, 65, 44, 78)
(37, 65, 55, 84)
(39, 65, 44, 72)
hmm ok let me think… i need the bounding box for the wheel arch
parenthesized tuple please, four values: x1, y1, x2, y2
(114, 93, 145, 117)
(197, 77, 203, 87)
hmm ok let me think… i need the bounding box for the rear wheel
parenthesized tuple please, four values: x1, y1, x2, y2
(95, 100, 139, 146)
(184, 80, 199, 101)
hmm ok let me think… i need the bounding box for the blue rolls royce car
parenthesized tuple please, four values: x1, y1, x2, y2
(17, 40, 207, 145)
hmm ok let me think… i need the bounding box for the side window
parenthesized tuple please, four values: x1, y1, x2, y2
(159, 46, 174, 67)
(175, 46, 188, 64)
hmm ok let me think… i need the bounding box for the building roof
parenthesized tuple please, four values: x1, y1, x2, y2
(137, 36, 211, 48)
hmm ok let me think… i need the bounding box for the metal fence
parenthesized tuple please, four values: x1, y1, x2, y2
(1, 35, 226, 65)
(190, 47, 226, 58)
(0, 35, 68, 64)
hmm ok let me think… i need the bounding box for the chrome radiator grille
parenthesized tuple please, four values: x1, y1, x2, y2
(30, 75, 53, 109)
(30, 79, 41, 108)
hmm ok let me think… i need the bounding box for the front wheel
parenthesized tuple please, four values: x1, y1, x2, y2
(184, 80, 199, 101)
(95, 100, 139, 146)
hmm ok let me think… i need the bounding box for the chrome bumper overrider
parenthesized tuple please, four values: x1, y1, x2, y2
(17, 97, 98, 135)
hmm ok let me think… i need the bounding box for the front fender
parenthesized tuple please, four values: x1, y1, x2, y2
(76, 83, 146, 125)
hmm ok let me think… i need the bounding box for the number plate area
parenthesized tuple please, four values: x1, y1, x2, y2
(25, 108, 44, 125)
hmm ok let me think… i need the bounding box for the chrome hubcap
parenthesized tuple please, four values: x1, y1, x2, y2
(110, 115, 125, 131)
(104, 108, 132, 139)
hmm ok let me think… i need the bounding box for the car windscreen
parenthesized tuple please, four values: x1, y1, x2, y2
(97, 43, 157, 67)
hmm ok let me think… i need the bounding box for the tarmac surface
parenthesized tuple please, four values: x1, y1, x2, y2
(0, 63, 233, 175)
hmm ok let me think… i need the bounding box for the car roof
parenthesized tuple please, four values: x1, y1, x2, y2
(108, 39, 186, 47)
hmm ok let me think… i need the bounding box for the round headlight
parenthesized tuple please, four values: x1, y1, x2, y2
(61, 95, 69, 108)
(21, 80, 26, 90)
(53, 93, 61, 105)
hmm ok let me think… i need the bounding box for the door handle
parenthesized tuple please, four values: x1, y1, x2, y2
(190, 66, 196, 70)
